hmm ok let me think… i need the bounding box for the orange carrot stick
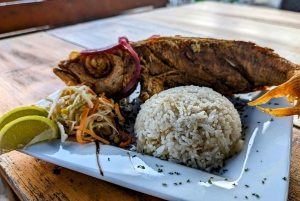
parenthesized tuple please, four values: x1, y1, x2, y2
(89, 99, 100, 115)
(114, 103, 125, 126)
(100, 93, 113, 104)
(76, 108, 90, 144)
(119, 132, 132, 148)
(88, 89, 96, 95)
(77, 127, 110, 145)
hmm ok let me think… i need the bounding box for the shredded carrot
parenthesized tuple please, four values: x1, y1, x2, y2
(89, 99, 100, 115)
(66, 136, 78, 142)
(74, 127, 110, 145)
(88, 89, 96, 95)
(100, 93, 106, 99)
(100, 93, 113, 104)
(101, 97, 112, 104)
(119, 132, 132, 148)
(76, 108, 90, 144)
(99, 94, 114, 108)
(114, 103, 125, 125)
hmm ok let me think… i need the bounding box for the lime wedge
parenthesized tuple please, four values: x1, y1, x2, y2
(0, 106, 48, 131)
(0, 116, 59, 154)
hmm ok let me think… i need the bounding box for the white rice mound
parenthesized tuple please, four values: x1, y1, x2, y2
(134, 86, 243, 172)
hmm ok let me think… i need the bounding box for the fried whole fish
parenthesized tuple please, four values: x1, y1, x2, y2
(53, 36, 300, 117)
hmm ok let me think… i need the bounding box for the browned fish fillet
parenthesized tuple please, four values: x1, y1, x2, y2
(53, 36, 300, 116)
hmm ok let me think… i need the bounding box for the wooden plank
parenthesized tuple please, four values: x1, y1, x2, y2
(128, 4, 300, 64)
(0, 151, 162, 201)
(0, 0, 168, 34)
(289, 128, 300, 201)
(48, 5, 300, 64)
(181, 2, 300, 29)
(0, 32, 83, 115)
(0, 31, 162, 200)
(47, 16, 200, 48)
(0, 0, 19, 2)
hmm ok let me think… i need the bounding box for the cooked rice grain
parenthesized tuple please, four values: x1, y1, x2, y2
(134, 86, 243, 172)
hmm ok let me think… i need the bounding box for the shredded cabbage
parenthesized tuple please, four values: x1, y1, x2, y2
(43, 85, 123, 143)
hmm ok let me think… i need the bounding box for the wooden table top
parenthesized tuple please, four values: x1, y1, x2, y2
(0, 1, 300, 200)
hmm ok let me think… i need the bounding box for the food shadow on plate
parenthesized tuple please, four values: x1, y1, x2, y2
(217, 91, 291, 181)
(118, 90, 289, 181)
(38, 88, 290, 182)
(118, 91, 251, 177)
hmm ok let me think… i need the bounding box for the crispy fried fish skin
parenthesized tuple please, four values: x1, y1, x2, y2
(53, 37, 300, 115)
(54, 49, 136, 97)
(134, 37, 300, 101)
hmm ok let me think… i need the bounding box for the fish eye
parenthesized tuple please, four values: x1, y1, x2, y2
(85, 54, 112, 78)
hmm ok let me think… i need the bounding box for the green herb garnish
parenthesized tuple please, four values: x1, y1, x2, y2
(137, 165, 145, 169)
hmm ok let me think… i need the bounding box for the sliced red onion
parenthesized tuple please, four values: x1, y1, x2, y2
(80, 37, 141, 97)
(117, 37, 141, 96)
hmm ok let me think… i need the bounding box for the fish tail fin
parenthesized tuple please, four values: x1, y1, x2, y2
(249, 72, 300, 116)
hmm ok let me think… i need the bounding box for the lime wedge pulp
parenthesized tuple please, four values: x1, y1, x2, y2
(0, 116, 59, 154)
(0, 106, 48, 131)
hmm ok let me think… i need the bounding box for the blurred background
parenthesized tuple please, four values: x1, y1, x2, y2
(0, 0, 299, 39)
(169, 0, 298, 10)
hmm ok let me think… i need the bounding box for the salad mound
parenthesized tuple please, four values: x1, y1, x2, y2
(44, 85, 131, 147)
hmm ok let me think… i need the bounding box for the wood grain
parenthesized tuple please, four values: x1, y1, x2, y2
(128, 2, 300, 64)
(0, 31, 163, 201)
(0, 151, 162, 201)
(181, 1, 300, 29)
(0, 2, 299, 200)
(0, 32, 82, 115)
(0, 0, 168, 34)
(289, 128, 300, 201)
(47, 2, 300, 65)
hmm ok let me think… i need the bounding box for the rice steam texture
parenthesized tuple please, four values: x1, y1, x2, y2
(134, 86, 243, 171)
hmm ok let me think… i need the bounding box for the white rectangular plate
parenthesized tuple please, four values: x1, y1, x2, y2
(21, 91, 292, 201)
